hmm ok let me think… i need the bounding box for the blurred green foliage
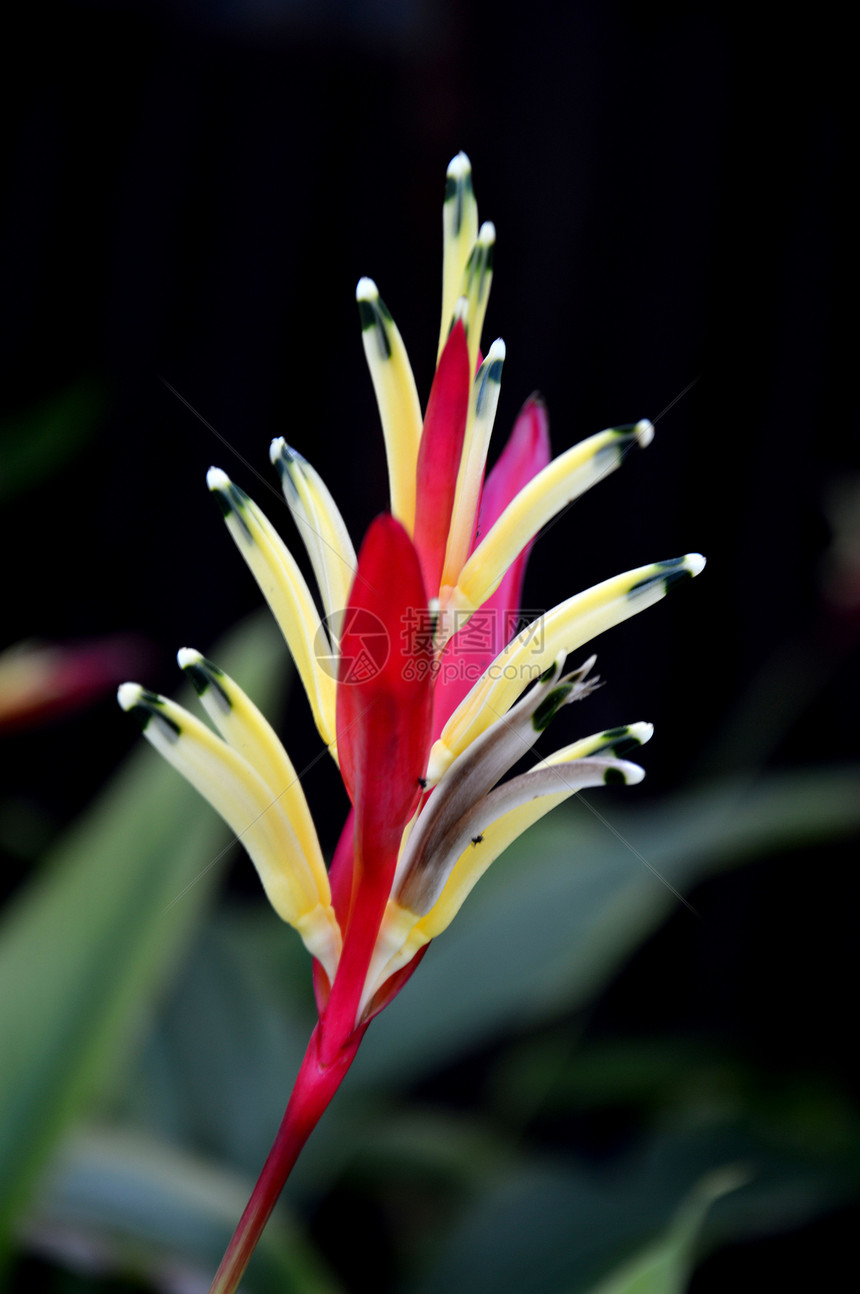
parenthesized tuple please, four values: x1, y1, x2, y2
(2, 611, 857, 1293)
(0, 381, 106, 502)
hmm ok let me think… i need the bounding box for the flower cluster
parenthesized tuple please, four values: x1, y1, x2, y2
(119, 153, 703, 1293)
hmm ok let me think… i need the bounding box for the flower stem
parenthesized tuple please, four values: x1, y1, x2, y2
(208, 1021, 363, 1294)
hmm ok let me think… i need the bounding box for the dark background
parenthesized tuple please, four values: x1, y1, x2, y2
(2, 1, 856, 1289)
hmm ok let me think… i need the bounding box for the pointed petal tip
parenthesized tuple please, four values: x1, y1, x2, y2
(356, 276, 378, 301)
(615, 760, 646, 786)
(452, 296, 470, 326)
(117, 681, 143, 711)
(177, 647, 202, 670)
(634, 418, 655, 448)
(206, 466, 231, 491)
(485, 337, 506, 362)
(270, 437, 303, 479)
(592, 721, 654, 759)
(628, 553, 706, 601)
(447, 151, 471, 177)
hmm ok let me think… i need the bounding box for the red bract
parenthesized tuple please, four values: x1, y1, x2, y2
(413, 319, 471, 594)
(431, 393, 552, 738)
(324, 516, 433, 1048)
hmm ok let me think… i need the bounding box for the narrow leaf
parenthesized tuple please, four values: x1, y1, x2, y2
(0, 614, 287, 1245)
(24, 1126, 342, 1294)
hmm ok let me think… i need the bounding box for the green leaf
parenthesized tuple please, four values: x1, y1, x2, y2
(407, 1161, 658, 1294)
(22, 1126, 342, 1294)
(407, 1134, 754, 1294)
(0, 613, 288, 1247)
(116, 912, 318, 1177)
(582, 1169, 745, 1294)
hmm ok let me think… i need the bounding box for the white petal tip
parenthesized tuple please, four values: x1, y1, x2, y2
(486, 337, 506, 361)
(356, 276, 378, 301)
(117, 682, 143, 711)
(452, 295, 470, 324)
(686, 553, 706, 577)
(478, 220, 496, 243)
(636, 722, 655, 745)
(447, 151, 471, 177)
(634, 418, 655, 448)
(177, 647, 202, 670)
(269, 436, 286, 464)
(206, 466, 231, 491)
(619, 762, 646, 785)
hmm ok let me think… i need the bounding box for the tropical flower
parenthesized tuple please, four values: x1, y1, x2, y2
(119, 152, 704, 1293)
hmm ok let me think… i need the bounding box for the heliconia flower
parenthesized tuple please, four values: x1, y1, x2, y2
(119, 152, 704, 1294)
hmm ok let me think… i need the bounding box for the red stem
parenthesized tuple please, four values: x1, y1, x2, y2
(318, 852, 392, 1059)
(208, 1020, 365, 1294)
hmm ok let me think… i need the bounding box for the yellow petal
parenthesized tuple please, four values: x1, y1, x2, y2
(270, 438, 357, 638)
(365, 743, 648, 1001)
(439, 151, 479, 360)
(117, 683, 341, 978)
(459, 220, 495, 377)
(394, 655, 594, 915)
(207, 468, 337, 752)
(356, 278, 423, 533)
(364, 915, 431, 1010)
(417, 754, 645, 941)
(544, 720, 655, 764)
(429, 554, 705, 783)
(441, 339, 506, 589)
(176, 648, 329, 903)
(360, 900, 421, 1014)
(447, 420, 655, 624)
